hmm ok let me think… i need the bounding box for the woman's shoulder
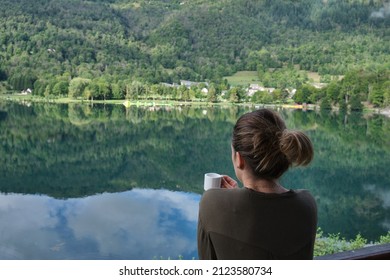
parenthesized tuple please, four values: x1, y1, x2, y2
(293, 189, 315, 198)
(200, 188, 244, 208)
(200, 188, 316, 207)
(291, 189, 317, 208)
(201, 187, 243, 200)
(199, 188, 247, 228)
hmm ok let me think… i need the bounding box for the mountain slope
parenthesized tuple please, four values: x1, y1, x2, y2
(0, 0, 389, 91)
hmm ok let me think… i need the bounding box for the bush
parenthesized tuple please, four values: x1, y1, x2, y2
(378, 231, 390, 244)
(314, 229, 390, 257)
(314, 228, 367, 257)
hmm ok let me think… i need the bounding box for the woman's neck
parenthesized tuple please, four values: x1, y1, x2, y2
(243, 178, 288, 194)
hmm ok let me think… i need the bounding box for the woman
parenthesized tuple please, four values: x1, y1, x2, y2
(197, 108, 317, 260)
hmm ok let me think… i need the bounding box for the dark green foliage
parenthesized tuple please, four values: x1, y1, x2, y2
(294, 84, 317, 104)
(0, 0, 389, 106)
(320, 96, 332, 110)
(318, 67, 390, 109)
(0, 68, 7, 81)
(339, 98, 348, 112)
(0, 102, 238, 197)
(350, 94, 364, 111)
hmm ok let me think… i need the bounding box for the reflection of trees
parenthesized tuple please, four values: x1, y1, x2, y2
(1, 103, 389, 241)
(280, 110, 390, 241)
(0, 103, 240, 198)
(68, 104, 93, 125)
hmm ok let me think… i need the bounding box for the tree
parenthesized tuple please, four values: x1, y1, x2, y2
(272, 89, 285, 103)
(44, 85, 52, 98)
(326, 82, 340, 103)
(52, 81, 69, 96)
(320, 96, 332, 110)
(341, 70, 366, 104)
(349, 94, 363, 111)
(83, 86, 93, 101)
(97, 79, 111, 101)
(88, 81, 100, 101)
(252, 90, 273, 104)
(208, 86, 217, 103)
(68, 78, 91, 98)
(383, 81, 390, 107)
(0, 68, 7, 81)
(188, 88, 196, 101)
(126, 81, 144, 100)
(182, 87, 190, 101)
(228, 87, 239, 103)
(293, 84, 315, 104)
(33, 79, 48, 96)
(339, 98, 347, 112)
(111, 82, 124, 99)
(177, 85, 187, 101)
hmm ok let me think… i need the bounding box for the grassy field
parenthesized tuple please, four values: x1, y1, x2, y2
(307, 71, 321, 83)
(0, 93, 235, 107)
(226, 70, 327, 85)
(224, 71, 262, 87)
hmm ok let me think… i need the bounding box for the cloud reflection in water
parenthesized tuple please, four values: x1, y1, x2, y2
(0, 189, 200, 259)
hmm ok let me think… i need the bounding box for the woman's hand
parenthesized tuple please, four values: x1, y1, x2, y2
(221, 175, 238, 189)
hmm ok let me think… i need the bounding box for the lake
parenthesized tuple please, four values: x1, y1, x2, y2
(0, 101, 389, 259)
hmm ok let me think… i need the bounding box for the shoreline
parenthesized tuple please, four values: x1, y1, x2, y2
(1, 93, 389, 117)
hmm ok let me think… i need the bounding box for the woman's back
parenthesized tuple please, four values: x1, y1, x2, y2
(197, 187, 317, 260)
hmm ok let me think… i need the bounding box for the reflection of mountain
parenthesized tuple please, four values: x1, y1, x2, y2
(0, 189, 200, 260)
(0, 102, 239, 197)
(0, 110, 7, 121)
(0, 102, 389, 241)
(280, 110, 390, 241)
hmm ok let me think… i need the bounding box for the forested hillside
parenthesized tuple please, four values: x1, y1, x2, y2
(0, 0, 389, 106)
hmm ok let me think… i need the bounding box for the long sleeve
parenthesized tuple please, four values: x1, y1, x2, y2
(197, 217, 217, 259)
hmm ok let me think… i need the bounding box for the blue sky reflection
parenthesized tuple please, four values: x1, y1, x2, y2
(0, 189, 200, 260)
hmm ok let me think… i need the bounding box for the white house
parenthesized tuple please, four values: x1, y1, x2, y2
(21, 88, 32, 95)
(247, 84, 275, 97)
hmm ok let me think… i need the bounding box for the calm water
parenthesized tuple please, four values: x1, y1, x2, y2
(0, 101, 389, 259)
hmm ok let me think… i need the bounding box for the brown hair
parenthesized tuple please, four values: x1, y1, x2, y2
(232, 109, 313, 179)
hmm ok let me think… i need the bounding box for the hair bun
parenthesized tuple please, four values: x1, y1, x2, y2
(279, 130, 313, 167)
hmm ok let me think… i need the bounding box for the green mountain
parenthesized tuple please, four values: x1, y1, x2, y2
(0, 0, 389, 98)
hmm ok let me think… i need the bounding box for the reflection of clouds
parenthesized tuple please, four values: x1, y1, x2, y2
(0, 189, 200, 259)
(379, 191, 390, 209)
(0, 194, 58, 259)
(133, 189, 199, 222)
(363, 184, 390, 208)
(382, 219, 390, 231)
(66, 189, 200, 259)
(370, 2, 390, 19)
(363, 184, 390, 231)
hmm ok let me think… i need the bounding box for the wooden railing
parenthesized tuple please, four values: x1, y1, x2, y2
(315, 243, 390, 260)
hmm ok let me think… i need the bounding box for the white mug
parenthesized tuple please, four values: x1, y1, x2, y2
(204, 173, 222, 191)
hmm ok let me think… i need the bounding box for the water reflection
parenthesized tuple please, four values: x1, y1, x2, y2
(363, 184, 390, 229)
(1, 101, 390, 258)
(0, 189, 200, 260)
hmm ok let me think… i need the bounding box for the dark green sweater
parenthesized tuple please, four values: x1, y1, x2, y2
(197, 187, 317, 260)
